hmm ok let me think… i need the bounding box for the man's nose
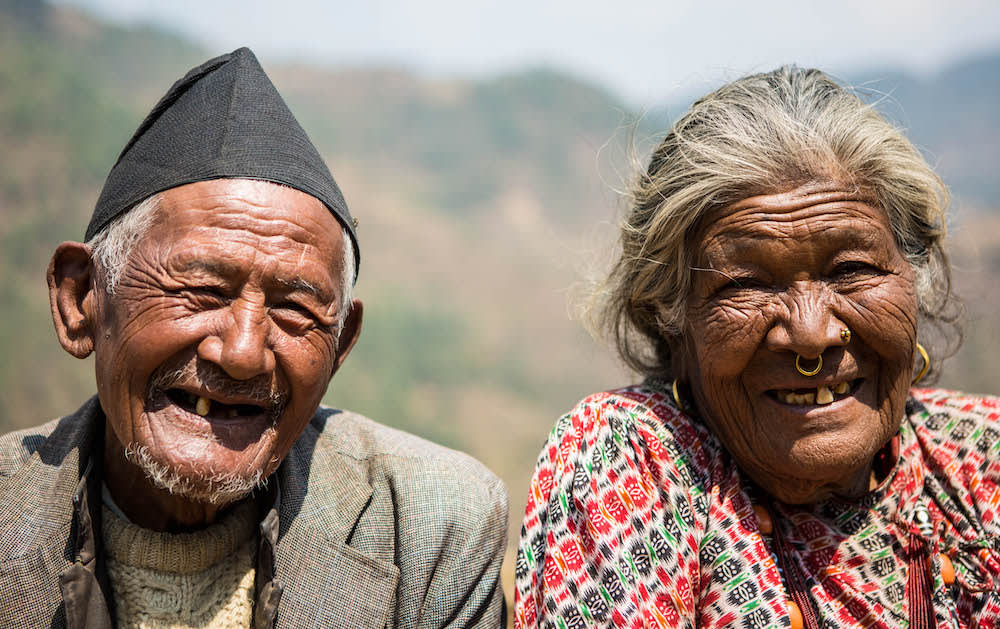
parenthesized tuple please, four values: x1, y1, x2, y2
(765, 286, 848, 359)
(197, 300, 276, 380)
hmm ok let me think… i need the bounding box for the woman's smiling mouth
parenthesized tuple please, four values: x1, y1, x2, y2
(767, 379, 862, 406)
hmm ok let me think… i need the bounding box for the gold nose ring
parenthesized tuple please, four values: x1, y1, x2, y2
(840, 328, 851, 343)
(795, 354, 823, 377)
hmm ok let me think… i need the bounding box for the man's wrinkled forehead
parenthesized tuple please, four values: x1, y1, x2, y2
(153, 179, 340, 238)
(146, 178, 346, 295)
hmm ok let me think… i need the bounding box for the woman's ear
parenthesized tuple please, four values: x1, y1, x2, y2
(666, 333, 688, 381)
(47, 242, 98, 358)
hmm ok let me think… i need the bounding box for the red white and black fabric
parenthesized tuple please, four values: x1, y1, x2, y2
(514, 386, 1000, 628)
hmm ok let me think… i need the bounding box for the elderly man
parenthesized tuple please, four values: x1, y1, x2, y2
(0, 48, 507, 628)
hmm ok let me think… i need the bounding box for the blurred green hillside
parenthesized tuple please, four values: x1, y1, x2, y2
(2, 0, 999, 610)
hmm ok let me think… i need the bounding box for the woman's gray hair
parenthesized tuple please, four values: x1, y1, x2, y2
(88, 189, 357, 331)
(594, 66, 958, 380)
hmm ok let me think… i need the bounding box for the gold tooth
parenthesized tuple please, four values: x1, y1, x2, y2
(816, 385, 834, 405)
(195, 396, 211, 417)
(834, 381, 849, 395)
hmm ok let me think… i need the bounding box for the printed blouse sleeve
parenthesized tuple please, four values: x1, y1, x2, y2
(513, 393, 710, 629)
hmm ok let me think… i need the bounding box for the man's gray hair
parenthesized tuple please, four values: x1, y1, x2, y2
(87, 188, 357, 331)
(592, 66, 959, 380)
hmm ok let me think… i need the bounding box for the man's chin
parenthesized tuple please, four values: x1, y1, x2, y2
(124, 443, 265, 506)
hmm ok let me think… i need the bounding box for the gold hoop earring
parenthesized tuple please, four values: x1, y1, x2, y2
(913, 342, 930, 385)
(672, 379, 686, 411)
(795, 354, 823, 377)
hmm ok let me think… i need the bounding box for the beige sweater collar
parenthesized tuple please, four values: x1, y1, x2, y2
(102, 499, 257, 573)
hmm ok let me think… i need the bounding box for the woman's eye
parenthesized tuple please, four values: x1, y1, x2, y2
(721, 276, 764, 292)
(832, 261, 879, 278)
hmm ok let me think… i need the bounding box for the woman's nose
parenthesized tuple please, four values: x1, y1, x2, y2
(765, 286, 848, 358)
(197, 300, 276, 380)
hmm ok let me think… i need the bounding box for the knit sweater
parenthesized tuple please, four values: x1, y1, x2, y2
(101, 500, 258, 629)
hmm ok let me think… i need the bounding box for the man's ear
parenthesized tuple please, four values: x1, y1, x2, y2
(47, 242, 98, 359)
(330, 298, 363, 378)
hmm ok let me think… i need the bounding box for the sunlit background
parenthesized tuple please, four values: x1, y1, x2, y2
(3, 0, 998, 619)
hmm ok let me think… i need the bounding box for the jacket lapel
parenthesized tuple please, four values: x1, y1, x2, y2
(0, 397, 113, 629)
(270, 414, 399, 628)
(59, 457, 114, 629)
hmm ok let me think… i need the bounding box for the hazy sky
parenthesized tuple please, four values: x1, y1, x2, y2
(56, 0, 1000, 105)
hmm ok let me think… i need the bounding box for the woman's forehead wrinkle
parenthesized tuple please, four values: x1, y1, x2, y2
(700, 205, 893, 267)
(699, 228, 794, 268)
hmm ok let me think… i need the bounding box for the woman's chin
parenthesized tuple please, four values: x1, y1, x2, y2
(749, 457, 875, 504)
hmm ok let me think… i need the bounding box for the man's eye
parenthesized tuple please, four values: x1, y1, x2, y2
(277, 301, 309, 314)
(182, 287, 228, 305)
(272, 302, 318, 327)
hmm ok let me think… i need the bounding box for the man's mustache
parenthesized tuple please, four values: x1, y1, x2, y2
(148, 358, 288, 412)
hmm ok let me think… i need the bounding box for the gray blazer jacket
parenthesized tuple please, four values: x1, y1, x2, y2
(0, 397, 508, 628)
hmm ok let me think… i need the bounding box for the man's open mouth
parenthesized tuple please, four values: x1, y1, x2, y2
(165, 388, 268, 420)
(767, 378, 862, 406)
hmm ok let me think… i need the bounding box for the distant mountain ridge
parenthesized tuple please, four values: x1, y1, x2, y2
(4, 0, 996, 234)
(278, 52, 1000, 220)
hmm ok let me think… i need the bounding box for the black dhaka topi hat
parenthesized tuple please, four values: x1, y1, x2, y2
(85, 47, 360, 277)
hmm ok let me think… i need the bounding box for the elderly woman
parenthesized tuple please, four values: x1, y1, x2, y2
(514, 67, 1000, 628)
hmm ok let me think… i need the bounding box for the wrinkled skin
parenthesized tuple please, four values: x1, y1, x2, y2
(48, 179, 362, 530)
(675, 182, 918, 504)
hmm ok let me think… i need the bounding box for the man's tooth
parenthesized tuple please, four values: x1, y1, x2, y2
(802, 391, 816, 405)
(816, 385, 834, 405)
(228, 408, 238, 418)
(779, 391, 793, 404)
(195, 396, 211, 416)
(834, 381, 849, 395)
